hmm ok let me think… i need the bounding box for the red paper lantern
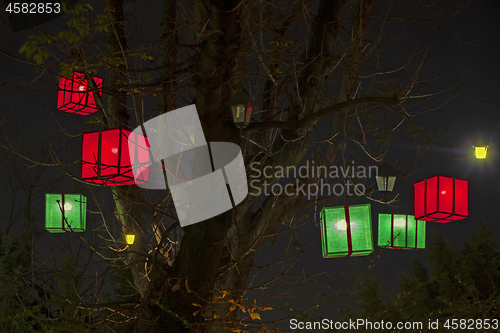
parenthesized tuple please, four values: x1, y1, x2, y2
(82, 129, 149, 186)
(57, 72, 103, 115)
(414, 175, 468, 223)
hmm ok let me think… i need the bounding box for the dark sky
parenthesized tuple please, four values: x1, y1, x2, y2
(2, 0, 500, 328)
(255, 0, 500, 322)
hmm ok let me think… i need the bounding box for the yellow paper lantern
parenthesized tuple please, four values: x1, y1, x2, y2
(474, 145, 488, 159)
(126, 234, 135, 245)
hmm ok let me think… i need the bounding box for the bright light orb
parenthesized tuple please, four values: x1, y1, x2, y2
(334, 219, 348, 231)
(441, 190, 446, 195)
(333, 219, 358, 234)
(393, 217, 406, 228)
(63, 202, 73, 211)
(111, 148, 118, 154)
(78, 85, 86, 91)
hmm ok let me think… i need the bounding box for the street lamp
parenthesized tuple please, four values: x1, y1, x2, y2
(228, 90, 253, 128)
(293, 239, 302, 253)
(376, 163, 399, 193)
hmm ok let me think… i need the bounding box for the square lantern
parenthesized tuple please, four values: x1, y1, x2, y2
(414, 175, 468, 223)
(45, 194, 86, 233)
(82, 129, 150, 186)
(378, 214, 426, 249)
(320, 204, 373, 258)
(57, 72, 103, 115)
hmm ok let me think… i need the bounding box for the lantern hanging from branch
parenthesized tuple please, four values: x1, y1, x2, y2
(414, 175, 468, 223)
(57, 72, 103, 115)
(376, 163, 400, 193)
(45, 194, 86, 233)
(378, 214, 426, 249)
(228, 90, 254, 128)
(320, 204, 373, 258)
(125, 234, 135, 245)
(473, 145, 488, 159)
(82, 129, 150, 186)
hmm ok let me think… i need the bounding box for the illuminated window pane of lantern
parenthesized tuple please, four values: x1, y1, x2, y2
(126, 234, 135, 245)
(57, 72, 103, 115)
(320, 204, 373, 258)
(474, 145, 488, 159)
(378, 214, 425, 249)
(228, 91, 253, 128)
(376, 164, 399, 193)
(45, 194, 86, 233)
(414, 175, 468, 223)
(82, 129, 149, 186)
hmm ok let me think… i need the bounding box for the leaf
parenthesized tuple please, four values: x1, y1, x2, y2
(258, 306, 273, 311)
(172, 278, 182, 292)
(185, 277, 192, 293)
(249, 311, 261, 320)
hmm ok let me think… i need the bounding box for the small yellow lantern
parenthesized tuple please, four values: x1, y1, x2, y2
(126, 234, 135, 245)
(474, 145, 488, 159)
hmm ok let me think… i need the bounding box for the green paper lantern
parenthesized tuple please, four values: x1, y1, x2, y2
(320, 204, 374, 258)
(378, 214, 425, 249)
(45, 194, 86, 233)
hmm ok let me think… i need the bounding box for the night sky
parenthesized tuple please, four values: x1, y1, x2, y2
(2, 0, 500, 328)
(301, 0, 500, 319)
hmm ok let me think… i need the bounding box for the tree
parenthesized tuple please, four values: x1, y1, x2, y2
(1, 0, 469, 331)
(0, 115, 90, 332)
(356, 224, 500, 332)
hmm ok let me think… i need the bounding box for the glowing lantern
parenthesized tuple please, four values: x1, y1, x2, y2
(378, 214, 425, 249)
(126, 234, 135, 245)
(45, 194, 86, 233)
(228, 90, 254, 128)
(474, 145, 488, 159)
(57, 72, 103, 115)
(81, 129, 149, 186)
(320, 204, 373, 258)
(414, 175, 468, 223)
